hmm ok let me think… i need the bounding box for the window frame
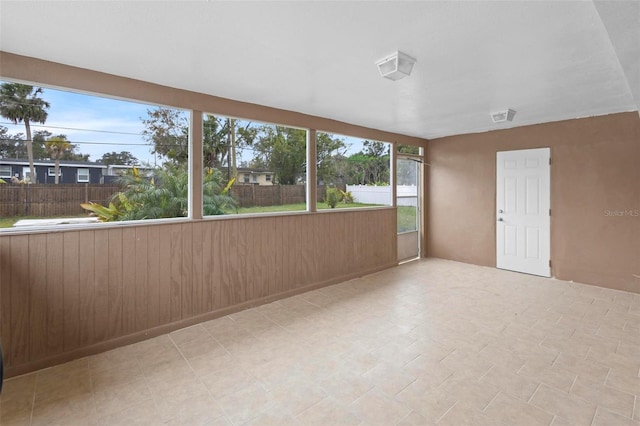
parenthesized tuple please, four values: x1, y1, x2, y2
(201, 111, 311, 217)
(314, 130, 393, 210)
(76, 168, 90, 183)
(0, 165, 11, 178)
(48, 167, 62, 177)
(0, 72, 417, 234)
(22, 167, 32, 181)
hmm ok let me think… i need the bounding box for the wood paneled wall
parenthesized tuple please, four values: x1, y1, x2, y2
(0, 208, 397, 377)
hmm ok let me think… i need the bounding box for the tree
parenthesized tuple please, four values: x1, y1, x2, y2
(0, 125, 23, 158)
(32, 130, 51, 159)
(45, 135, 71, 184)
(251, 126, 307, 185)
(60, 145, 90, 162)
(0, 83, 50, 182)
(250, 127, 346, 185)
(0, 128, 52, 160)
(341, 141, 390, 185)
(361, 140, 390, 184)
(142, 108, 256, 170)
(203, 114, 228, 168)
(345, 153, 370, 185)
(142, 107, 189, 164)
(99, 151, 139, 166)
(204, 115, 256, 172)
(397, 144, 421, 155)
(316, 133, 347, 185)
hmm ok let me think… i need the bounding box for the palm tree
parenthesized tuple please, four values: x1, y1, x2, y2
(82, 165, 237, 221)
(0, 83, 50, 183)
(45, 136, 71, 184)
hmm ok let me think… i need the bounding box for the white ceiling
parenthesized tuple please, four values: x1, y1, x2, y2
(1, 1, 638, 140)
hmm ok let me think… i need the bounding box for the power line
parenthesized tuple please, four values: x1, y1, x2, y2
(0, 137, 152, 147)
(0, 121, 143, 136)
(0, 137, 266, 153)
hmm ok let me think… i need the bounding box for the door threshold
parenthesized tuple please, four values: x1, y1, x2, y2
(399, 256, 421, 265)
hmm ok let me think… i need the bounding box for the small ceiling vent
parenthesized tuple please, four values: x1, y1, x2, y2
(375, 51, 417, 81)
(491, 109, 516, 123)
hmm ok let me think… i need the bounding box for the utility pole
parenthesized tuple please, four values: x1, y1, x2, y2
(230, 118, 237, 179)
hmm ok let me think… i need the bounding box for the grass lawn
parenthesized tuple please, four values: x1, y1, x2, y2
(230, 203, 418, 233)
(231, 202, 380, 214)
(397, 206, 418, 233)
(0, 217, 19, 228)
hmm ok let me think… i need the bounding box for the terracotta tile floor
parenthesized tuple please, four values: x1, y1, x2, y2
(2, 259, 640, 425)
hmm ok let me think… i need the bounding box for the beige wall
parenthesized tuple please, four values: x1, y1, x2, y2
(427, 112, 640, 293)
(239, 172, 273, 185)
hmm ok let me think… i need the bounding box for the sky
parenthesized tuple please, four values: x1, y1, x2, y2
(0, 83, 168, 165)
(0, 82, 380, 166)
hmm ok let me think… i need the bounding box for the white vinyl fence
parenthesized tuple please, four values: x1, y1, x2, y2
(346, 185, 418, 206)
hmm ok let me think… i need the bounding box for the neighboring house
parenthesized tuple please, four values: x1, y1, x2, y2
(236, 167, 274, 185)
(0, 158, 106, 184)
(102, 164, 154, 184)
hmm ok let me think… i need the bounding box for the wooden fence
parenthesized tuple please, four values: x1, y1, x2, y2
(229, 184, 344, 207)
(0, 184, 120, 217)
(0, 183, 348, 218)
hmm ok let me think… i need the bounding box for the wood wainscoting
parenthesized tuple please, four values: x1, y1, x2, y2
(0, 208, 397, 378)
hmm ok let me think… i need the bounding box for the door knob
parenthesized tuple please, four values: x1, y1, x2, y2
(498, 209, 504, 213)
(497, 218, 504, 222)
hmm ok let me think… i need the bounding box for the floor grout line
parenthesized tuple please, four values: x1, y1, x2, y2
(28, 371, 37, 426)
(589, 406, 599, 426)
(527, 383, 542, 404)
(567, 375, 578, 394)
(481, 391, 501, 413)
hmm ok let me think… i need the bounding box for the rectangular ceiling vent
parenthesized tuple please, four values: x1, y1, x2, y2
(491, 109, 516, 123)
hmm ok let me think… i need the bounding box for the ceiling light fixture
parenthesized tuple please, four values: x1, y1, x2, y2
(491, 109, 516, 123)
(376, 51, 417, 81)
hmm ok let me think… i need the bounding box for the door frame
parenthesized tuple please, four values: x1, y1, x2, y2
(396, 153, 423, 262)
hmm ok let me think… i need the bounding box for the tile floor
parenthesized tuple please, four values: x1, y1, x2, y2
(1, 259, 639, 425)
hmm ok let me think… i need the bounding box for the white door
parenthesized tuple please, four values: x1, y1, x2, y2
(496, 148, 550, 277)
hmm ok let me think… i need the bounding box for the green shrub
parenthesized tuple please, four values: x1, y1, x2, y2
(325, 187, 342, 208)
(340, 190, 354, 203)
(82, 165, 236, 221)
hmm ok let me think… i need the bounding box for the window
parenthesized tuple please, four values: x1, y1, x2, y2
(22, 167, 32, 182)
(397, 144, 422, 155)
(202, 112, 307, 216)
(48, 167, 61, 177)
(0, 165, 11, 178)
(0, 81, 192, 229)
(77, 168, 90, 182)
(316, 132, 391, 210)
